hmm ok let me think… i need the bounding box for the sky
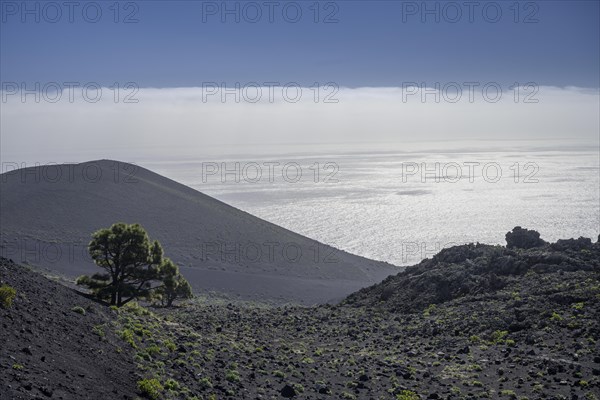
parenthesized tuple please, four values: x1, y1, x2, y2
(1, 0, 599, 88)
(1, 0, 599, 163)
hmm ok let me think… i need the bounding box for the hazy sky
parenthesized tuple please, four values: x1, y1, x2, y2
(1, 1, 599, 163)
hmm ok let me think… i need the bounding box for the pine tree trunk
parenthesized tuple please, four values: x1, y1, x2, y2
(111, 272, 118, 306)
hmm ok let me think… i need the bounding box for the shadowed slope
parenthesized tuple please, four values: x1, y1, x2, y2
(0, 258, 138, 399)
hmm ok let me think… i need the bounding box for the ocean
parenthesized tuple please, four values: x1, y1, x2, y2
(133, 140, 599, 266)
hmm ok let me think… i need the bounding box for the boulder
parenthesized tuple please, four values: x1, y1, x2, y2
(505, 227, 546, 249)
(280, 384, 297, 398)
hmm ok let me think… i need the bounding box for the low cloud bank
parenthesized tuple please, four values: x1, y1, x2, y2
(1, 85, 598, 163)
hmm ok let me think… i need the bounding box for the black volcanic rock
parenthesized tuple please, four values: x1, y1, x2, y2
(344, 231, 600, 313)
(505, 226, 546, 249)
(280, 384, 297, 397)
(550, 237, 594, 252)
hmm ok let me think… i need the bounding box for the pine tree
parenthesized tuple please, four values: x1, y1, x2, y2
(157, 259, 193, 307)
(77, 223, 166, 306)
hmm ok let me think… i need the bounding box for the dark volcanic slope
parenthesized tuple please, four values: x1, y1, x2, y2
(0, 160, 396, 304)
(0, 258, 137, 399)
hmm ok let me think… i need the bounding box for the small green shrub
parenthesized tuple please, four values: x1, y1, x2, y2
(137, 378, 163, 400)
(225, 370, 240, 383)
(123, 301, 151, 316)
(0, 285, 17, 309)
(164, 340, 177, 352)
(146, 344, 162, 356)
(164, 378, 180, 391)
(469, 335, 481, 343)
(293, 383, 305, 393)
(550, 312, 563, 321)
(423, 303, 437, 317)
(490, 330, 508, 344)
(12, 363, 24, 370)
(500, 389, 517, 398)
(396, 390, 420, 400)
(119, 328, 136, 348)
(198, 377, 213, 389)
(137, 351, 151, 361)
(92, 325, 105, 338)
(71, 306, 86, 315)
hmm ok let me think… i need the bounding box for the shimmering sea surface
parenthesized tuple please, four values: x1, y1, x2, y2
(142, 141, 599, 266)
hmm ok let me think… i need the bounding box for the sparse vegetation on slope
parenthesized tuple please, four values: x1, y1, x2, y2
(0, 283, 16, 308)
(88, 229, 599, 399)
(2, 228, 599, 399)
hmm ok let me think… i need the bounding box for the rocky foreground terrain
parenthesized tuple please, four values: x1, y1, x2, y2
(1, 228, 600, 399)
